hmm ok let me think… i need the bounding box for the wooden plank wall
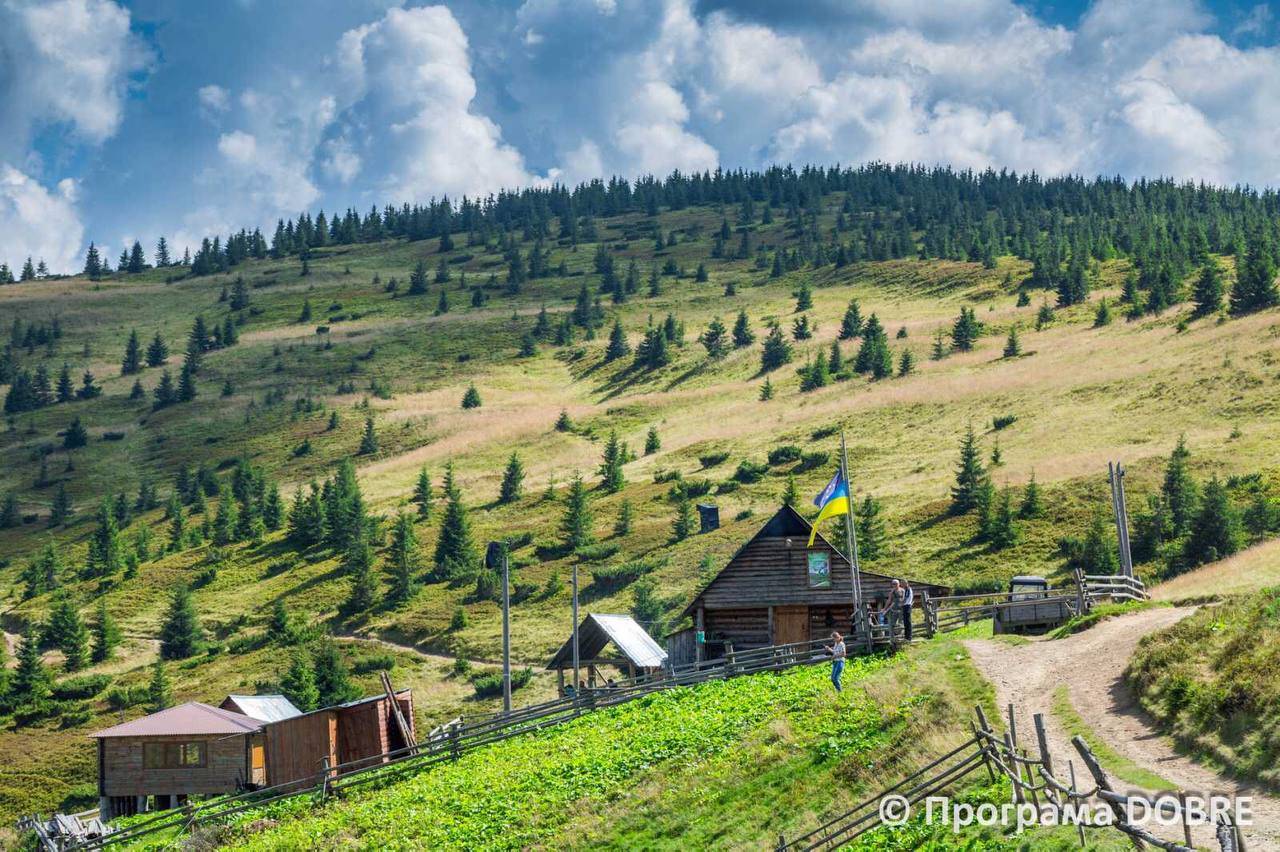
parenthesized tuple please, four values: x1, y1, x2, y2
(704, 608, 770, 649)
(337, 700, 390, 765)
(265, 711, 337, 787)
(100, 735, 246, 797)
(697, 535, 946, 610)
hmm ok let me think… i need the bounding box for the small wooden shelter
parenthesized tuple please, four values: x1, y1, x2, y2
(547, 613, 668, 689)
(667, 505, 947, 665)
(92, 687, 414, 819)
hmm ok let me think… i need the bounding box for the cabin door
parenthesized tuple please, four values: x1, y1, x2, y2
(250, 742, 266, 786)
(773, 605, 809, 646)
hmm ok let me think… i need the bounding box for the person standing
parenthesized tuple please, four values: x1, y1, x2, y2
(902, 580, 915, 641)
(825, 631, 846, 692)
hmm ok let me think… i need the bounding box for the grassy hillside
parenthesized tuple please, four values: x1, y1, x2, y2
(1127, 587, 1280, 787)
(1, 173, 1279, 827)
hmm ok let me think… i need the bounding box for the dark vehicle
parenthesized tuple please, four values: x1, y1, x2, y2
(992, 575, 1072, 634)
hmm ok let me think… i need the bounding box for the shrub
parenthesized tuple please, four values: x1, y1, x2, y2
(351, 653, 397, 674)
(53, 674, 112, 700)
(796, 450, 830, 472)
(60, 706, 94, 728)
(767, 445, 802, 465)
(471, 666, 533, 698)
(698, 451, 730, 468)
(652, 469, 683, 484)
(503, 531, 535, 551)
(575, 542, 620, 562)
(716, 481, 740, 494)
(811, 425, 838, 439)
(734, 460, 768, 483)
(104, 686, 149, 711)
(451, 657, 472, 678)
(592, 559, 658, 591)
(992, 414, 1018, 430)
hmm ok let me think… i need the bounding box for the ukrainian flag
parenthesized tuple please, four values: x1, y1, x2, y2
(808, 469, 850, 545)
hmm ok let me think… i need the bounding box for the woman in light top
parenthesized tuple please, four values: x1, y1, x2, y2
(825, 631, 846, 693)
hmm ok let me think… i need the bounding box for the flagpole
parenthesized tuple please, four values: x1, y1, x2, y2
(840, 430, 866, 644)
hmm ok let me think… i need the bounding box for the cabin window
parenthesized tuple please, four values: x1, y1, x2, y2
(143, 742, 208, 769)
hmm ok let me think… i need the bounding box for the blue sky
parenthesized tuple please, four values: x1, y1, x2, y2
(2, 0, 1279, 273)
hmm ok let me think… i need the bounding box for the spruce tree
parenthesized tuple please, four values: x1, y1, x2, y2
(839, 300, 863, 339)
(760, 323, 792, 372)
(0, 492, 18, 529)
(644, 426, 660, 454)
(950, 425, 987, 515)
(700, 316, 729, 358)
(159, 584, 203, 659)
(148, 660, 172, 713)
(732, 310, 754, 348)
(988, 487, 1020, 549)
(359, 416, 378, 455)
(1019, 472, 1043, 518)
(759, 377, 774, 401)
(672, 492, 694, 541)
(63, 416, 88, 449)
(1161, 435, 1199, 536)
(87, 499, 123, 576)
(1189, 261, 1224, 316)
(1184, 476, 1241, 565)
(177, 360, 197, 402)
(856, 495, 886, 560)
(461, 384, 482, 409)
(56, 364, 74, 403)
(49, 483, 72, 527)
(781, 474, 800, 507)
(614, 499, 633, 537)
(385, 512, 421, 606)
(893, 346, 913, 376)
(433, 464, 478, 579)
(146, 332, 168, 367)
(413, 466, 432, 519)
(121, 330, 142, 375)
(313, 641, 360, 706)
(12, 628, 50, 704)
(267, 599, 295, 645)
(1093, 298, 1112, 327)
(829, 338, 844, 374)
(561, 472, 594, 551)
(604, 319, 630, 362)
(1003, 326, 1021, 358)
(48, 595, 89, 672)
(280, 651, 320, 712)
(854, 314, 892, 378)
(499, 452, 525, 504)
(342, 530, 377, 613)
(794, 281, 813, 311)
(153, 369, 176, 408)
(598, 432, 626, 493)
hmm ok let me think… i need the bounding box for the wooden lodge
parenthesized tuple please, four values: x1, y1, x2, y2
(91, 687, 414, 819)
(667, 505, 947, 665)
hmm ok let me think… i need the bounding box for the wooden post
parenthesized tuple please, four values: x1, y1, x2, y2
(972, 722, 996, 783)
(502, 545, 512, 714)
(1068, 760, 1086, 849)
(1004, 731, 1023, 804)
(1178, 790, 1193, 849)
(572, 563, 580, 690)
(839, 431, 867, 645)
(1033, 713, 1059, 808)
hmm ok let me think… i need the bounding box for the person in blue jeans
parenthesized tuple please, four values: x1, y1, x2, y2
(825, 631, 846, 692)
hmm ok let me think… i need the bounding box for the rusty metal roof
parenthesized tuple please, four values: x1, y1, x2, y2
(90, 702, 263, 738)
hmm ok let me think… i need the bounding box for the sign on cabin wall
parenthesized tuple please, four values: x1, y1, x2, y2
(807, 552, 831, 588)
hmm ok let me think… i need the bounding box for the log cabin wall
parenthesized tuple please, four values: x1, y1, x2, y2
(100, 734, 247, 797)
(337, 699, 390, 764)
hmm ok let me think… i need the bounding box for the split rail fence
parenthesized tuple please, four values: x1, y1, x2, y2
(777, 703, 1245, 852)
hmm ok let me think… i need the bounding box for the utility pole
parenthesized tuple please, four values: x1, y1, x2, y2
(840, 431, 866, 642)
(571, 562, 580, 692)
(486, 541, 512, 714)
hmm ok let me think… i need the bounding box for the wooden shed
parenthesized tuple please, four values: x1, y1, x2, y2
(92, 702, 264, 819)
(259, 689, 416, 789)
(546, 613, 668, 690)
(668, 505, 947, 665)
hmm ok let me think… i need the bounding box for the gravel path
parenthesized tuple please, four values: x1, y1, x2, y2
(965, 607, 1280, 850)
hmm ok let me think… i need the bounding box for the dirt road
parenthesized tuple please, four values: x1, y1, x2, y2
(965, 607, 1280, 850)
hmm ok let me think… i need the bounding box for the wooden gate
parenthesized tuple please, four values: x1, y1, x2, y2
(772, 605, 809, 646)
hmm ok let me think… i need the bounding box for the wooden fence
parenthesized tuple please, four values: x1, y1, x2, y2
(777, 703, 1245, 852)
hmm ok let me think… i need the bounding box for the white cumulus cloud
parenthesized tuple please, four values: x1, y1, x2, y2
(0, 166, 85, 274)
